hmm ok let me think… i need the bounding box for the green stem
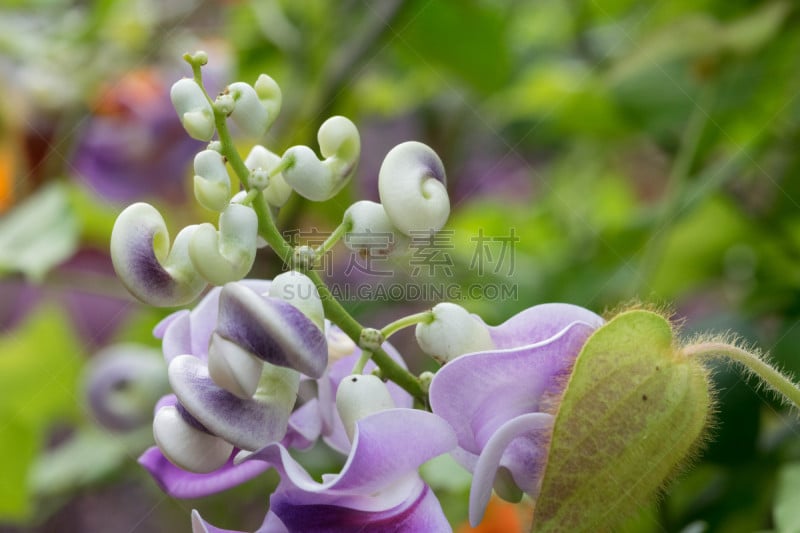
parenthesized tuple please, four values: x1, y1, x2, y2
(315, 220, 351, 256)
(352, 349, 372, 375)
(684, 342, 800, 408)
(381, 311, 435, 340)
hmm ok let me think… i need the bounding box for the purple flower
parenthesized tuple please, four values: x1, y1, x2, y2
(429, 303, 604, 526)
(193, 408, 457, 533)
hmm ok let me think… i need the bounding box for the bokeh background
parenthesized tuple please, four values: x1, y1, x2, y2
(1, 0, 800, 531)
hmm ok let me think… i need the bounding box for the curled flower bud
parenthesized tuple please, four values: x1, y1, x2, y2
(110, 202, 207, 307)
(282, 116, 360, 201)
(335, 374, 396, 443)
(378, 141, 450, 236)
(153, 405, 233, 473)
(207, 333, 264, 399)
(244, 145, 292, 207)
(227, 74, 281, 138)
(170, 78, 215, 141)
(193, 150, 231, 212)
(188, 203, 258, 285)
(269, 271, 325, 329)
(342, 200, 409, 256)
(416, 303, 494, 364)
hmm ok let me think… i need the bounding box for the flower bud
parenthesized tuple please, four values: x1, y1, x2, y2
(282, 116, 360, 201)
(193, 150, 231, 212)
(416, 303, 494, 364)
(342, 200, 409, 256)
(207, 333, 264, 399)
(228, 74, 281, 138)
(110, 202, 207, 306)
(269, 271, 324, 330)
(244, 145, 292, 207)
(153, 405, 232, 473)
(336, 374, 395, 443)
(188, 203, 258, 285)
(378, 141, 450, 236)
(170, 78, 215, 141)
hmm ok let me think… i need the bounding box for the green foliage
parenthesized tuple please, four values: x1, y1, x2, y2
(0, 306, 83, 520)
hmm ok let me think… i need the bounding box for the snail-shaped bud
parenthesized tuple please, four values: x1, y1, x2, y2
(188, 203, 258, 285)
(378, 141, 450, 236)
(228, 74, 282, 138)
(342, 200, 409, 256)
(110, 203, 207, 307)
(153, 405, 232, 473)
(282, 116, 360, 201)
(170, 78, 215, 141)
(416, 303, 494, 364)
(207, 333, 264, 399)
(336, 374, 395, 443)
(193, 150, 231, 212)
(244, 145, 292, 207)
(269, 271, 325, 330)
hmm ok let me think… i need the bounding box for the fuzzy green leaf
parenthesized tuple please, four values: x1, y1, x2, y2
(532, 310, 711, 532)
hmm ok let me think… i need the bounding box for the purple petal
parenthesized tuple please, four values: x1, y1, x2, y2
(283, 399, 323, 451)
(158, 310, 191, 362)
(169, 355, 294, 450)
(139, 446, 269, 499)
(488, 303, 603, 349)
(217, 283, 327, 378)
(429, 321, 595, 454)
(244, 409, 456, 495)
(268, 482, 450, 533)
(468, 413, 553, 526)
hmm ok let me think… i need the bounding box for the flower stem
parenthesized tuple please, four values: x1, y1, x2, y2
(352, 349, 372, 375)
(315, 220, 350, 256)
(380, 311, 434, 340)
(684, 342, 800, 408)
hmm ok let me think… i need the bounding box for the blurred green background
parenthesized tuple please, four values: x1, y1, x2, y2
(1, 0, 800, 531)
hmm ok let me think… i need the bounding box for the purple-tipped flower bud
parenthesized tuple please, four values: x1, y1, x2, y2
(282, 116, 360, 201)
(269, 271, 325, 329)
(193, 150, 231, 212)
(110, 202, 207, 306)
(170, 78, 215, 141)
(153, 405, 233, 473)
(378, 141, 450, 236)
(188, 203, 258, 285)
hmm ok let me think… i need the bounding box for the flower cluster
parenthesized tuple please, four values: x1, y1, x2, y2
(108, 52, 800, 532)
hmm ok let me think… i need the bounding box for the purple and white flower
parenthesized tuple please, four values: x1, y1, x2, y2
(429, 303, 604, 525)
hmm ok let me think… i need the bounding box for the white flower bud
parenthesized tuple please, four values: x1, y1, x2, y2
(110, 203, 206, 307)
(228, 74, 282, 139)
(244, 145, 293, 207)
(193, 150, 231, 212)
(327, 327, 357, 362)
(188, 203, 258, 285)
(208, 333, 264, 399)
(153, 406, 232, 473)
(214, 93, 235, 115)
(378, 141, 450, 236)
(170, 78, 215, 141)
(282, 116, 360, 201)
(336, 374, 395, 443)
(269, 271, 324, 330)
(343, 200, 409, 256)
(415, 303, 494, 364)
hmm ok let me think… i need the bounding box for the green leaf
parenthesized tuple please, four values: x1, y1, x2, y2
(532, 310, 711, 532)
(0, 306, 84, 520)
(0, 182, 79, 282)
(774, 462, 800, 533)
